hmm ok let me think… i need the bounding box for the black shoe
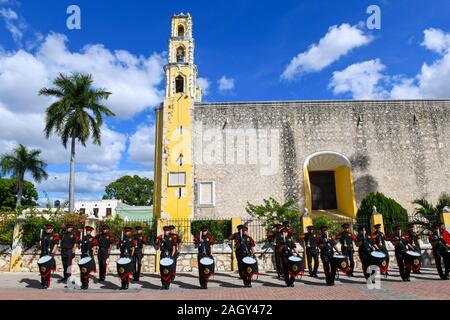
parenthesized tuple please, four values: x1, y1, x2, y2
(57, 278, 67, 283)
(133, 278, 139, 282)
(41, 284, 48, 289)
(81, 285, 88, 290)
(313, 274, 318, 278)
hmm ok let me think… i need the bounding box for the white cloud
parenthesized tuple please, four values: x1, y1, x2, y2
(197, 77, 211, 96)
(0, 7, 26, 44)
(218, 75, 235, 93)
(329, 59, 388, 99)
(127, 124, 155, 168)
(281, 23, 373, 80)
(330, 28, 450, 100)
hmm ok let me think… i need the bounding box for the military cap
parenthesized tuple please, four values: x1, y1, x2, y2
(374, 224, 382, 229)
(201, 225, 209, 231)
(168, 225, 176, 230)
(236, 224, 244, 230)
(101, 225, 109, 230)
(280, 227, 289, 233)
(393, 225, 401, 231)
(163, 226, 171, 231)
(320, 225, 329, 231)
(45, 224, 54, 229)
(306, 225, 314, 230)
(135, 226, 143, 231)
(124, 226, 132, 232)
(342, 223, 350, 228)
(65, 223, 73, 228)
(85, 226, 94, 231)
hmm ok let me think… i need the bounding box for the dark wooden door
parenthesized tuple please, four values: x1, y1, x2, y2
(310, 171, 337, 210)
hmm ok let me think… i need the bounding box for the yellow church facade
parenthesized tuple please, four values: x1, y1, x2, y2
(153, 13, 450, 221)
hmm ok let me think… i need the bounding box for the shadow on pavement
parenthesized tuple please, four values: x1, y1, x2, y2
(138, 280, 162, 290)
(172, 280, 201, 290)
(19, 278, 41, 289)
(98, 280, 120, 290)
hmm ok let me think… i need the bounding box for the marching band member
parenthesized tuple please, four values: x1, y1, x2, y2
(317, 226, 340, 286)
(335, 223, 356, 277)
(58, 223, 77, 284)
(169, 225, 181, 280)
(355, 226, 373, 279)
(157, 226, 177, 289)
(299, 225, 319, 277)
(406, 223, 421, 274)
(229, 225, 256, 287)
(132, 226, 147, 282)
(277, 227, 299, 287)
(80, 226, 97, 289)
(193, 225, 214, 289)
(118, 226, 136, 290)
(429, 224, 450, 280)
(266, 223, 283, 278)
(371, 224, 390, 275)
(39, 224, 59, 289)
(391, 225, 412, 281)
(96, 225, 114, 282)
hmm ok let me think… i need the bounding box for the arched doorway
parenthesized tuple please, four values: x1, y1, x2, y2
(303, 151, 357, 218)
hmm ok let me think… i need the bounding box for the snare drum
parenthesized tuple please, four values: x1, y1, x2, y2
(241, 256, 258, 279)
(369, 251, 387, 267)
(199, 257, 215, 280)
(117, 257, 133, 279)
(78, 256, 96, 276)
(287, 255, 304, 277)
(37, 255, 56, 275)
(404, 250, 422, 271)
(160, 257, 176, 281)
(331, 254, 349, 271)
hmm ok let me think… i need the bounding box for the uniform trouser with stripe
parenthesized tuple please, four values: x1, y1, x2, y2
(274, 251, 282, 276)
(433, 249, 450, 279)
(281, 256, 295, 285)
(61, 248, 73, 279)
(133, 251, 143, 280)
(321, 253, 336, 285)
(98, 248, 109, 280)
(395, 251, 411, 280)
(306, 248, 319, 275)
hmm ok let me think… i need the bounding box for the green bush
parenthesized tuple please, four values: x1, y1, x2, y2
(312, 216, 340, 235)
(191, 220, 231, 243)
(357, 192, 408, 236)
(0, 214, 16, 246)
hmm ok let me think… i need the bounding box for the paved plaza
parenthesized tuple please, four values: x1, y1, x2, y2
(0, 267, 449, 300)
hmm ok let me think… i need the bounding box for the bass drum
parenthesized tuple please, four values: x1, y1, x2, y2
(78, 256, 96, 276)
(331, 254, 349, 272)
(369, 251, 387, 267)
(37, 255, 56, 275)
(287, 255, 304, 277)
(403, 250, 422, 271)
(160, 257, 176, 281)
(241, 256, 258, 279)
(117, 257, 133, 279)
(199, 257, 215, 280)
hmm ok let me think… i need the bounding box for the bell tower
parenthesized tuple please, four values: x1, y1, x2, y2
(153, 13, 201, 220)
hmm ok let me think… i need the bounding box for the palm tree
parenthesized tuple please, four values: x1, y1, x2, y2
(412, 193, 450, 233)
(0, 144, 48, 209)
(39, 73, 115, 213)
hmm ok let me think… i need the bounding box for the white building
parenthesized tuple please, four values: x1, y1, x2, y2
(74, 199, 122, 219)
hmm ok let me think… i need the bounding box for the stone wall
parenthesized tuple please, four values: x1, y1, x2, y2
(192, 100, 450, 217)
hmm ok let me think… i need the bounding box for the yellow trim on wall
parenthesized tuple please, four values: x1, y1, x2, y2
(334, 166, 357, 218)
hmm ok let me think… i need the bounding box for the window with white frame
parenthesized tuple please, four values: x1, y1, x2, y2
(168, 172, 186, 186)
(198, 181, 215, 206)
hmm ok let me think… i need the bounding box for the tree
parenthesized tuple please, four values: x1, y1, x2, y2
(0, 144, 47, 209)
(40, 73, 115, 213)
(0, 178, 39, 209)
(412, 193, 450, 233)
(103, 175, 154, 206)
(245, 197, 301, 233)
(356, 192, 408, 236)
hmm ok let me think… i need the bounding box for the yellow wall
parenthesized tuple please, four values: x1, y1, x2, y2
(334, 166, 357, 218)
(303, 167, 312, 213)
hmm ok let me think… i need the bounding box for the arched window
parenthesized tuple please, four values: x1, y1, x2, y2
(175, 75, 184, 93)
(176, 46, 185, 63)
(178, 25, 185, 37)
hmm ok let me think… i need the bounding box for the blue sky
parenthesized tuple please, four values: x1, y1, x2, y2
(1, 0, 450, 205)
